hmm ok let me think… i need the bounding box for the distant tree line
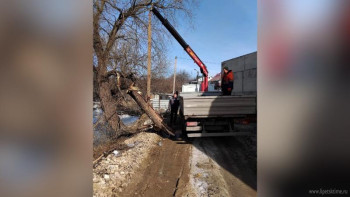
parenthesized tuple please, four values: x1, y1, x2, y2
(137, 69, 191, 95)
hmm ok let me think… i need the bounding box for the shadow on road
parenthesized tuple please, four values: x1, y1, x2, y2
(193, 135, 257, 190)
(162, 111, 257, 192)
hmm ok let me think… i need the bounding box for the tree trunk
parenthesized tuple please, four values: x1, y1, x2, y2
(99, 80, 124, 132)
(96, 56, 126, 136)
(128, 90, 175, 136)
(97, 58, 173, 137)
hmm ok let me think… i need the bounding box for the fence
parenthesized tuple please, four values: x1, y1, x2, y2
(151, 99, 169, 112)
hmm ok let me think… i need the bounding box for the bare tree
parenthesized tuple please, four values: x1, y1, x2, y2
(173, 69, 191, 92)
(137, 69, 191, 95)
(93, 0, 196, 136)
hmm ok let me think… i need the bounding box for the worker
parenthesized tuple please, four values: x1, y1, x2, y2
(222, 66, 234, 95)
(169, 91, 180, 126)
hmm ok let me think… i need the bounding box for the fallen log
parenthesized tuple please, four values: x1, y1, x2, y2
(127, 89, 174, 136)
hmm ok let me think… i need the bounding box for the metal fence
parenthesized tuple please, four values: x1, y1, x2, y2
(151, 99, 169, 112)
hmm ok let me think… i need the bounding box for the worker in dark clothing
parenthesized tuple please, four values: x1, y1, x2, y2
(222, 66, 234, 95)
(169, 91, 180, 125)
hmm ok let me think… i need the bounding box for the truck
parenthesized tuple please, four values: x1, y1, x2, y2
(152, 8, 256, 137)
(180, 52, 257, 137)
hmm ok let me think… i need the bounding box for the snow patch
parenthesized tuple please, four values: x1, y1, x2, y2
(113, 150, 119, 156)
(93, 108, 103, 124)
(189, 145, 210, 196)
(189, 140, 230, 197)
(119, 114, 139, 125)
(93, 132, 161, 196)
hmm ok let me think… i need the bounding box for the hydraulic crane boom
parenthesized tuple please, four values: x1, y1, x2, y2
(151, 7, 209, 92)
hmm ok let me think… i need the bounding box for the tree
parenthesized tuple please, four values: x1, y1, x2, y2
(136, 69, 191, 95)
(173, 69, 191, 92)
(93, 0, 196, 136)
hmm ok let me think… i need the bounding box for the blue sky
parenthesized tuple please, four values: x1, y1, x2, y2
(164, 0, 257, 78)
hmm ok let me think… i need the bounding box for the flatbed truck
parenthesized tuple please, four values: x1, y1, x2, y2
(152, 8, 256, 137)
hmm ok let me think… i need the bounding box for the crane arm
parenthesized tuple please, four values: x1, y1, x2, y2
(151, 7, 209, 91)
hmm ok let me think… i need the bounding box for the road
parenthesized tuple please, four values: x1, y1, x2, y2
(118, 134, 257, 197)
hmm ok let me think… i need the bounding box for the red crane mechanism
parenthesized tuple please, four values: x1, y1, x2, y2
(151, 8, 209, 92)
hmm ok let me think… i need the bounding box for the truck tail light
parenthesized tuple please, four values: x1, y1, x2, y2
(186, 121, 198, 127)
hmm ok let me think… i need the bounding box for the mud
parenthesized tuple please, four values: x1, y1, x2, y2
(93, 130, 257, 197)
(119, 138, 192, 197)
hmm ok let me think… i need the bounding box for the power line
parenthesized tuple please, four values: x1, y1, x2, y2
(176, 56, 221, 66)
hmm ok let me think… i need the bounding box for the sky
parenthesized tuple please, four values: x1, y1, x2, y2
(164, 0, 257, 78)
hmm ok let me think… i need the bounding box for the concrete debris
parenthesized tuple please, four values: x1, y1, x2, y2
(113, 150, 119, 156)
(93, 132, 161, 197)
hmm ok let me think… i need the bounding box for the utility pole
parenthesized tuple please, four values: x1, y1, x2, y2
(194, 68, 199, 92)
(147, 9, 152, 102)
(173, 56, 177, 94)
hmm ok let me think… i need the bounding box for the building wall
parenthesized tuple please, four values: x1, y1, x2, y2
(221, 52, 257, 95)
(182, 84, 201, 92)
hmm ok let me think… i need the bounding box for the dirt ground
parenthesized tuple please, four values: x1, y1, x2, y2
(119, 138, 192, 197)
(93, 126, 257, 197)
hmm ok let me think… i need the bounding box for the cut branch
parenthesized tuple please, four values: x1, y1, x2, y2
(127, 89, 174, 136)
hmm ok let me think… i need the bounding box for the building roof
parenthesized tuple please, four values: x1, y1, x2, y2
(209, 73, 221, 82)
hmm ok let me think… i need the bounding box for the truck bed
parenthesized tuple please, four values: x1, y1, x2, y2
(179, 92, 256, 119)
